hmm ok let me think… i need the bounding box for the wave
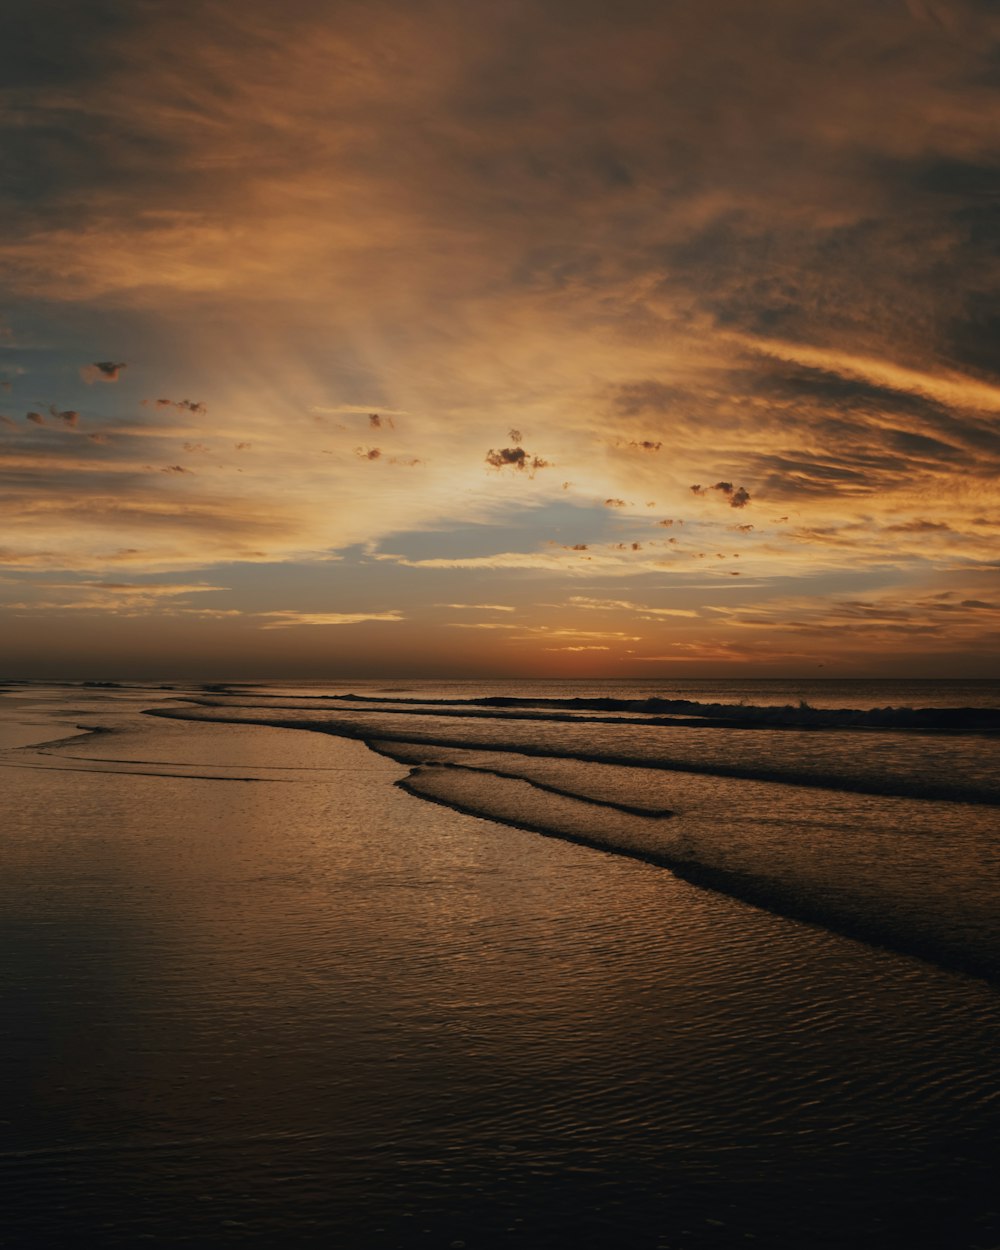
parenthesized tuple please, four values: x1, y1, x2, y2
(151, 707, 1000, 805)
(147, 705, 1000, 983)
(385, 750, 1000, 986)
(251, 691, 1000, 732)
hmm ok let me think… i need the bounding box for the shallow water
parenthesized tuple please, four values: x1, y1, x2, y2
(156, 683, 1000, 979)
(2, 682, 999, 1247)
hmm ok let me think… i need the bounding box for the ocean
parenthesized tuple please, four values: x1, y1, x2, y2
(1, 678, 999, 1247)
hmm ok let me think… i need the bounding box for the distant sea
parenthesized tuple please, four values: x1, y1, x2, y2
(2, 678, 999, 1247)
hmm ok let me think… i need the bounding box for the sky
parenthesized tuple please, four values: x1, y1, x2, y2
(1, 0, 999, 680)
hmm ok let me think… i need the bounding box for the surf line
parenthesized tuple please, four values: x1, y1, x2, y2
(390, 759, 1000, 989)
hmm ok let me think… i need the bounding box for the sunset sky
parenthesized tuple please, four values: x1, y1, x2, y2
(2, 0, 999, 679)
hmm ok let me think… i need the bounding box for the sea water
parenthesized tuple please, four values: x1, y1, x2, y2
(1, 679, 999, 1248)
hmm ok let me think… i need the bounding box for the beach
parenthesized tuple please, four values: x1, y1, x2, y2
(2, 681, 999, 1247)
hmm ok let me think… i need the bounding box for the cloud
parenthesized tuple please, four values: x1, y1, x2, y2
(440, 602, 516, 611)
(25, 411, 45, 426)
(485, 446, 550, 475)
(446, 621, 522, 630)
(81, 361, 126, 383)
(49, 407, 80, 428)
(312, 405, 409, 418)
(256, 609, 404, 629)
(0, 577, 232, 617)
(707, 584, 1000, 652)
(567, 595, 699, 618)
(150, 399, 208, 415)
(543, 645, 611, 651)
(885, 519, 951, 533)
(691, 481, 752, 508)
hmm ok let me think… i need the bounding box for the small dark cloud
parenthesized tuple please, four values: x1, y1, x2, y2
(368, 412, 382, 428)
(627, 439, 662, 451)
(487, 447, 526, 468)
(691, 481, 751, 508)
(160, 464, 190, 474)
(26, 411, 45, 425)
(235, 441, 251, 450)
(734, 523, 754, 532)
(49, 406, 80, 427)
(961, 600, 996, 610)
(81, 361, 126, 383)
(356, 446, 381, 460)
(604, 497, 625, 507)
(485, 446, 549, 474)
(508, 428, 523, 444)
(568, 543, 588, 551)
(151, 398, 208, 415)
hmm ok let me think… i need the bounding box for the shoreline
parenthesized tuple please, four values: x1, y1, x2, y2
(2, 687, 1000, 1247)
